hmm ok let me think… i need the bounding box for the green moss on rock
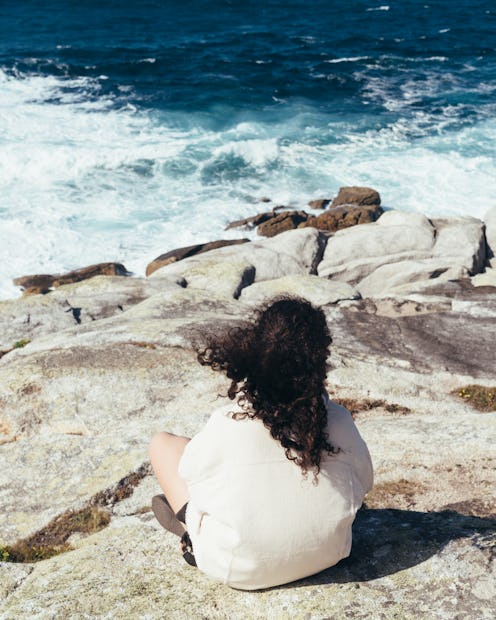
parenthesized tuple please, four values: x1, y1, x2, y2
(455, 385, 496, 412)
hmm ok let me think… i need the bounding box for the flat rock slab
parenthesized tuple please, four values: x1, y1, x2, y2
(327, 302, 496, 379)
(240, 274, 360, 306)
(1, 507, 494, 619)
(0, 275, 184, 350)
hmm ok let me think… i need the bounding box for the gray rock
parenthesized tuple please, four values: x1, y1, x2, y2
(357, 257, 468, 298)
(472, 268, 496, 288)
(0, 275, 183, 350)
(240, 275, 360, 306)
(151, 258, 255, 299)
(1, 215, 496, 619)
(0, 288, 249, 541)
(484, 205, 496, 259)
(431, 216, 486, 274)
(152, 227, 327, 284)
(319, 211, 488, 297)
(318, 211, 435, 277)
(146, 239, 250, 276)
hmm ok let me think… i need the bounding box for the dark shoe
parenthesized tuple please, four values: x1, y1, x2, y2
(152, 495, 185, 538)
(180, 531, 197, 567)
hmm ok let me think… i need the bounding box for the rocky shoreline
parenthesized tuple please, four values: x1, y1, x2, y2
(1, 188, 495, 619)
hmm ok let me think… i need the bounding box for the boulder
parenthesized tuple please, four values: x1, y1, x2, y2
(318, 212, 435, 278)
(302, 203, 383, 233)
(2, 504, 495, 618)
(308, 198, 331, 210)
(431, 216, 486, 274)
(484, 205, 496, 259)
(224, 211, 275, 230)
(472, 269, 496, 288)
(331, 186, 381, 208)
(240, 275, 360, 306)
(13, 263, 131, 296)
(150, 227, 327, 284)
(0, 275, 183, 350)
(256, 210, 309, 237)
(357, 258, 468, 298)
(318, 212, 487, 297)
(146, 239, 250, 276)
(151, 258, 255, 299)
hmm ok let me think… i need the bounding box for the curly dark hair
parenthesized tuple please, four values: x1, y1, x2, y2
(197, 296, 336, 475)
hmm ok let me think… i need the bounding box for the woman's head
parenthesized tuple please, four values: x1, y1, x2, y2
(198, 296, 335, 475)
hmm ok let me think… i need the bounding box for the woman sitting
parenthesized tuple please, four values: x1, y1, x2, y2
(149, 296, 373, 590)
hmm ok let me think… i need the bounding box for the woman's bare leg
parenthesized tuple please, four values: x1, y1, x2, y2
(149, 431, 190, 514)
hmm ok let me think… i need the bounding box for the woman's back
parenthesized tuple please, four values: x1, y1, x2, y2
(179, 396, 373, 590)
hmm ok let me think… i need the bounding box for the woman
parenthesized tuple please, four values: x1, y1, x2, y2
(149, 296, 373, 590)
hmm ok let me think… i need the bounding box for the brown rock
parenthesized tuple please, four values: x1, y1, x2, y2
(13, 263, 130, 296)
(331, 186, 381, 208)
(256, 211, 309, 238)
(302, 204, 383, 233)
(225, 206, 287, 231)
(225, 212, 274, 231)
(308, 199, 331, 210)
(146, 239, 249, 276)
(12, 275, 55, 296)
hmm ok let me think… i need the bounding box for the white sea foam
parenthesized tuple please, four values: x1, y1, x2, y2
(326, 56, 370, 64)
(366, 5, 390, 11)
(0, 69, 495, 300)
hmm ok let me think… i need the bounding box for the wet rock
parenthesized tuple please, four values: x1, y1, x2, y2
(308, 198, 331, 210)
(331, 186, 381, 207)
(256, 210, 309, 237)
(13, 263, 131, 296)
(224, 211, 275, 230)
(302, 203, 383, 232)
(146, 239, 250, 276)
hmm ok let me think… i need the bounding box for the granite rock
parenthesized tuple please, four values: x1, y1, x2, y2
(150, 227, 327, 284)
(13, 263, 131, 296)
(331, 186, 381, 207)
(303, 203, 383, 233)
(1, 209, 496, 619)
(146, 239, 250, 276)
(484, 205, 496, 259)
(0, 275, 184, 350)
(318, 211, 487, 297)
(240, 274, 360, 306)
(256, 210, 309, 237)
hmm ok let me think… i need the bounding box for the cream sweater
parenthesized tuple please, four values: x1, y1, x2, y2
(178, 395, 373, 590)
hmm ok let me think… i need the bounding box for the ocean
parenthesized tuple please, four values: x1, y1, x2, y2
(1, 0, 495, 299)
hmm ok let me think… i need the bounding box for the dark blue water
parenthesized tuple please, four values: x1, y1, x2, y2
(0, 0, 495, 297)
(2, 1, 495, 122)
